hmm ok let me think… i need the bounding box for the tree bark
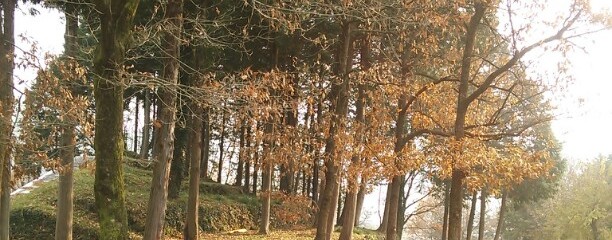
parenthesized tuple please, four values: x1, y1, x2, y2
(143, 0, 183, 238)
(465, 191, 478, 240)
(385, 176, 402, 240)
(259, 120, 274, 234)
(0, 0, 16, 207)
(92, 1, 140, 239)
(140, 89, 151, 159)
(354, 177, 367, 226)
(243, 125, 252, 193)
(493, 191, 507, 240)
(441, 181, 450, 240)
(378, 184, 391, 232)
(478, 189, 487, 240)
(315, 21, 353, 240)
(184, 105, 202, 240)
(235, 123, 245, 186)
(54, 4, 78, 240)
(133, 97, 139, 153)
(0, 159, 9, 240)
(217, 110, 227, 183)
(200, 108, 210, 179)
(448, 4, 486, 240)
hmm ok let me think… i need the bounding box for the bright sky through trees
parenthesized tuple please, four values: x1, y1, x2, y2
(12, 1, 612, 162)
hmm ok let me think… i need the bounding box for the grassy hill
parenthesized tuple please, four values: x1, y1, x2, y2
(9, 163, 381, 239)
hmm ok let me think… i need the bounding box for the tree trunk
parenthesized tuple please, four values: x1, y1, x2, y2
(441, 181, 450, 240)
(92, 1, 140, 239)
(259, 120, 274, 234)
(385, 176, 402, 240)
(54, 5, 78, 240)
(235, 123, 245, 186)
(0, 0, 16, 210)
(168, 111, 187, 199)
(243, 125, 252, 192)
(142, 0, 182, 238)
(354, 177, 367, 227)
(493, 191, 507, 240)
(133, 97, 139, 153)
(465, 191, 478, 240)
(478, 189, 487, 240)
(184, 105, 202, 240)
(311, 99, 322, 203)
(448, 5, 486, 240)
(56, 128, 76, 240)
(140, 89, 151, 159)
(200, 108, 210, 179)
(217, 110, 227, 183)
(0, 159, 9, 240)
(378, 184, 391, 232)
(339, 35, 368, 238)
(252, 124, 259, 194)
(315, 21, 353, 240)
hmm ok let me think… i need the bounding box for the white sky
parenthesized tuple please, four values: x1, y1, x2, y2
(12, 1, 612, 163)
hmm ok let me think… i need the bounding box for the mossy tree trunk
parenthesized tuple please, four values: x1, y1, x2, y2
(55, 6, 78, 240)
(143, 0, 183, 238)
(92, 1, 139, 239)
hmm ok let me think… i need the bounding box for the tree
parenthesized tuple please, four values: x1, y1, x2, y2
(143, 0, 183, 238)
(92, 0, 140, 239)
(0, 1, 16, 238)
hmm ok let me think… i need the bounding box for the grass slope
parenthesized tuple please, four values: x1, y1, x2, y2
(10, 164, 258, 239)
(10, 163, 381, 239)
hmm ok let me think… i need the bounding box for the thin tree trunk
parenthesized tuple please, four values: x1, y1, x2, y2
(493, 191, 507, 240)
(133, 97, 139, 153)
(140, 89, 151, 159)
(259, 120, 274, 234)
(252, 123, 260, 194)
(55, 6, 78, 240)
(92, 1, 140, 239)
(315, 21, 353, 240)
(184, 105, 202, 240)
(235, 123, 245, 186)
(311, 99, 322, 203)
(339, 35, 368, 238)
(200, 108, 210, 179)
(478, 189, 487, 240)
(243, 125, 251, 193)
(442, 181, 450, 240)
(217, 110, 227, 183)
(0, 4, 16, 224)
(143, 0, 183, 238)
(465, 191, 478, 240)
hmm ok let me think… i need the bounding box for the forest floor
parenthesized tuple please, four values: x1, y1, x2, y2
(9, 158, 381, 239)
